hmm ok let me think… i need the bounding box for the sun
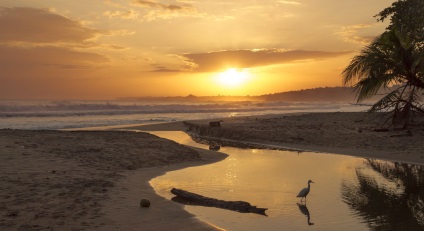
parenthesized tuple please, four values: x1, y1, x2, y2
(216, 68, 250, 87)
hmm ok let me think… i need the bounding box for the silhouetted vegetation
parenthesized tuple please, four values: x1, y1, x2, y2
(375, 0, 424, 44)
(343, 0, 424, 128)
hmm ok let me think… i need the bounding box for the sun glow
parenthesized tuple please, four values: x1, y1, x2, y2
(216, 68, 250, 87)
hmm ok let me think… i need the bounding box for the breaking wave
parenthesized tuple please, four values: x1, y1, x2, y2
(0, 100, 367, 130)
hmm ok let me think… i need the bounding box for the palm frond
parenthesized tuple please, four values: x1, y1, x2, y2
(342, 38, 383, 85)
(342, 28, 424, 127)
(369, 86, 404, 112)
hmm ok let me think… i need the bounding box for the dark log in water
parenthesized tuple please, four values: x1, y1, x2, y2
(170, 188, 267, 216)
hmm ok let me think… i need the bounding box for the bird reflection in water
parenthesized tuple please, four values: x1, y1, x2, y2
(297, 203, 314, 226)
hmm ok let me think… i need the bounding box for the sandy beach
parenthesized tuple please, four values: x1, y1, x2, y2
(2, 111, 424, 230)
(0, 129, 226, 231)
(179, 112, 424, 165)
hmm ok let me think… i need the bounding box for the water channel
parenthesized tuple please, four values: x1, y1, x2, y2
(148, 131, 424, 231)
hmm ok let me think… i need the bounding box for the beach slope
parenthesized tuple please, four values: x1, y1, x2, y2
(0, 129, 225, 230)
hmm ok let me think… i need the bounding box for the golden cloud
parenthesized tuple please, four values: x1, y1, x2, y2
(336, 24, 377, 45)
(0, 7, 102, 43)
(0, 45, 109, 71)
(180, 49, 352, 72)
(134, 0, 193, 11)
(0, 7, 112, 83)
(278, 1, 302, 5)
(104, 10, 139, 19)
(132, 0, 201, 20)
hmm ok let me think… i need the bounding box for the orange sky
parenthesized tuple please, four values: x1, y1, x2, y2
(0, 0, 393, 99)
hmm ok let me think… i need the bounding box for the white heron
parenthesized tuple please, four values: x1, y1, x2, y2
(297, 180, 314, 202)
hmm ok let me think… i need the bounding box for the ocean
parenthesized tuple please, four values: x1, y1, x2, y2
(0, 99, 368, 130)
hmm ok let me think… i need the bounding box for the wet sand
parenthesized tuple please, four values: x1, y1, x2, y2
(97, 146, 226, 231)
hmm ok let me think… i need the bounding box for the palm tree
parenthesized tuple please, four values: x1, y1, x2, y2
(342, 29, 424, 128)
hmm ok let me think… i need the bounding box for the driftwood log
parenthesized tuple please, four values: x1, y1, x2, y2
(171, 188, 267, 216)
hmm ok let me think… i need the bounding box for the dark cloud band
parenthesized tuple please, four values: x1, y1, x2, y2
(0, 7, 101, 43)
(181, 49, 352, 72)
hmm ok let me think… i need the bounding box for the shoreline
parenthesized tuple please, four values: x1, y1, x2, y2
(96, 146, 227, 231)
(126, 112, 424, 165)
(0, 129, 226, 230)
(2, 111, 424, 230)
(184, 131, 424, 166)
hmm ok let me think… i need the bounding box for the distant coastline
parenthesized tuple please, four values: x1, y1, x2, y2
(1, 87, 371, 130)
(118, 86, 359, 102)
(116, 86, 394, 103)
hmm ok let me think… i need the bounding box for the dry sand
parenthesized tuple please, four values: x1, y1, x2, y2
(0, 129, 225, 231)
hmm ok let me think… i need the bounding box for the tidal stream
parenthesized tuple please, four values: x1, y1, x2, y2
(149, 131, 424, 231)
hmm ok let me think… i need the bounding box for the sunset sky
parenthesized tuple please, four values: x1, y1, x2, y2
(0, 0, 393, 100)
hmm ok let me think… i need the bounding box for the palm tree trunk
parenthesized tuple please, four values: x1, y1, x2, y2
(403, 86, 417, 129)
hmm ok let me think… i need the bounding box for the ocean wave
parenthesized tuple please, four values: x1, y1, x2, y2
(0, 100, 367, 130)
(0, 100, 343, 118)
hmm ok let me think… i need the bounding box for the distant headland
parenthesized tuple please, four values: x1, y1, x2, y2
(118, 86, 384, 103)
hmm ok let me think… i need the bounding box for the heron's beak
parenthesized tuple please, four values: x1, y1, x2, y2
(311, 181, 315, 183)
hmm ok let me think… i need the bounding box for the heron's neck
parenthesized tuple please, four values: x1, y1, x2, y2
(308, 182, 311, 189)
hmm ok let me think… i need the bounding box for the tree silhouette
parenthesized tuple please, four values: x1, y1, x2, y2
(375, 0, 424, 45)
(343, 0, 424, 128)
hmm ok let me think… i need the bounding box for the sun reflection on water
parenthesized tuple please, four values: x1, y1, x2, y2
(149, 131, 424, 231)
(224, 156, 239, 186)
